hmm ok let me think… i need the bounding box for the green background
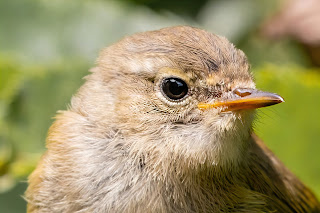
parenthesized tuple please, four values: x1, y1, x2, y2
(1, 0, 319, 212)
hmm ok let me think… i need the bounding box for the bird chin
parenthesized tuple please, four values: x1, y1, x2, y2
(180, 109, 255, 167)
(127, 109, 255, 171)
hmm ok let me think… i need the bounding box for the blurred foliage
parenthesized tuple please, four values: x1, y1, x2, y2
(121, 0, 210, 17)
(0, 0, 319, 212)
(255, 65, 320, 196)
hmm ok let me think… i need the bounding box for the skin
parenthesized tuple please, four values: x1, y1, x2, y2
(25, 26, 320, 212)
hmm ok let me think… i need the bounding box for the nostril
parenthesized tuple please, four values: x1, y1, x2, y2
(234, 88, 252, 97)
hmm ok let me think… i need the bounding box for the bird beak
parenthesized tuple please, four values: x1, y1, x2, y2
(198, 88, 284, 112)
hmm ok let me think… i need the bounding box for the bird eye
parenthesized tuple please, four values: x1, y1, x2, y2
(161, 78, 188, 101)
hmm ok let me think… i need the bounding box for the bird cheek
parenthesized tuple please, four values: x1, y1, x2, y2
(198, 108, 222, 123)
(199, 106, 255, 132)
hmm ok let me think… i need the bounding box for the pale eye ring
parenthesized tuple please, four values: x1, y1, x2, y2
(161, 77, 189, 101)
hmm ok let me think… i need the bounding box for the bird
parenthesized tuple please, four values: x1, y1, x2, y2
(25, 26, 320, 212)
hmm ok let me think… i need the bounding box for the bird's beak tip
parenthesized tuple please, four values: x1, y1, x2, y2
(280, 97, 285, 103)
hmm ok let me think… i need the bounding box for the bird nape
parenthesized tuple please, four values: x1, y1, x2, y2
(25, 26, 320, 213)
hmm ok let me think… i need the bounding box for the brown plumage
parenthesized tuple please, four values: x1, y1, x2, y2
(26, 26, 320, 212)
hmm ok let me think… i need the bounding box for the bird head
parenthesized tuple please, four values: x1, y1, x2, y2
(70, 26, 283, 174)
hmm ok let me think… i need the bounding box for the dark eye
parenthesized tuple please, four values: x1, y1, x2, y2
(161, 78, 188, 101)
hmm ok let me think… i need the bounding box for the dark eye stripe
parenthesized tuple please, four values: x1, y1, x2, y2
(161, 78, 188, 101)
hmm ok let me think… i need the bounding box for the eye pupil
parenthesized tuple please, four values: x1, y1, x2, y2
(168, 79, 184, 95)
(162, 78, 188, 100)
